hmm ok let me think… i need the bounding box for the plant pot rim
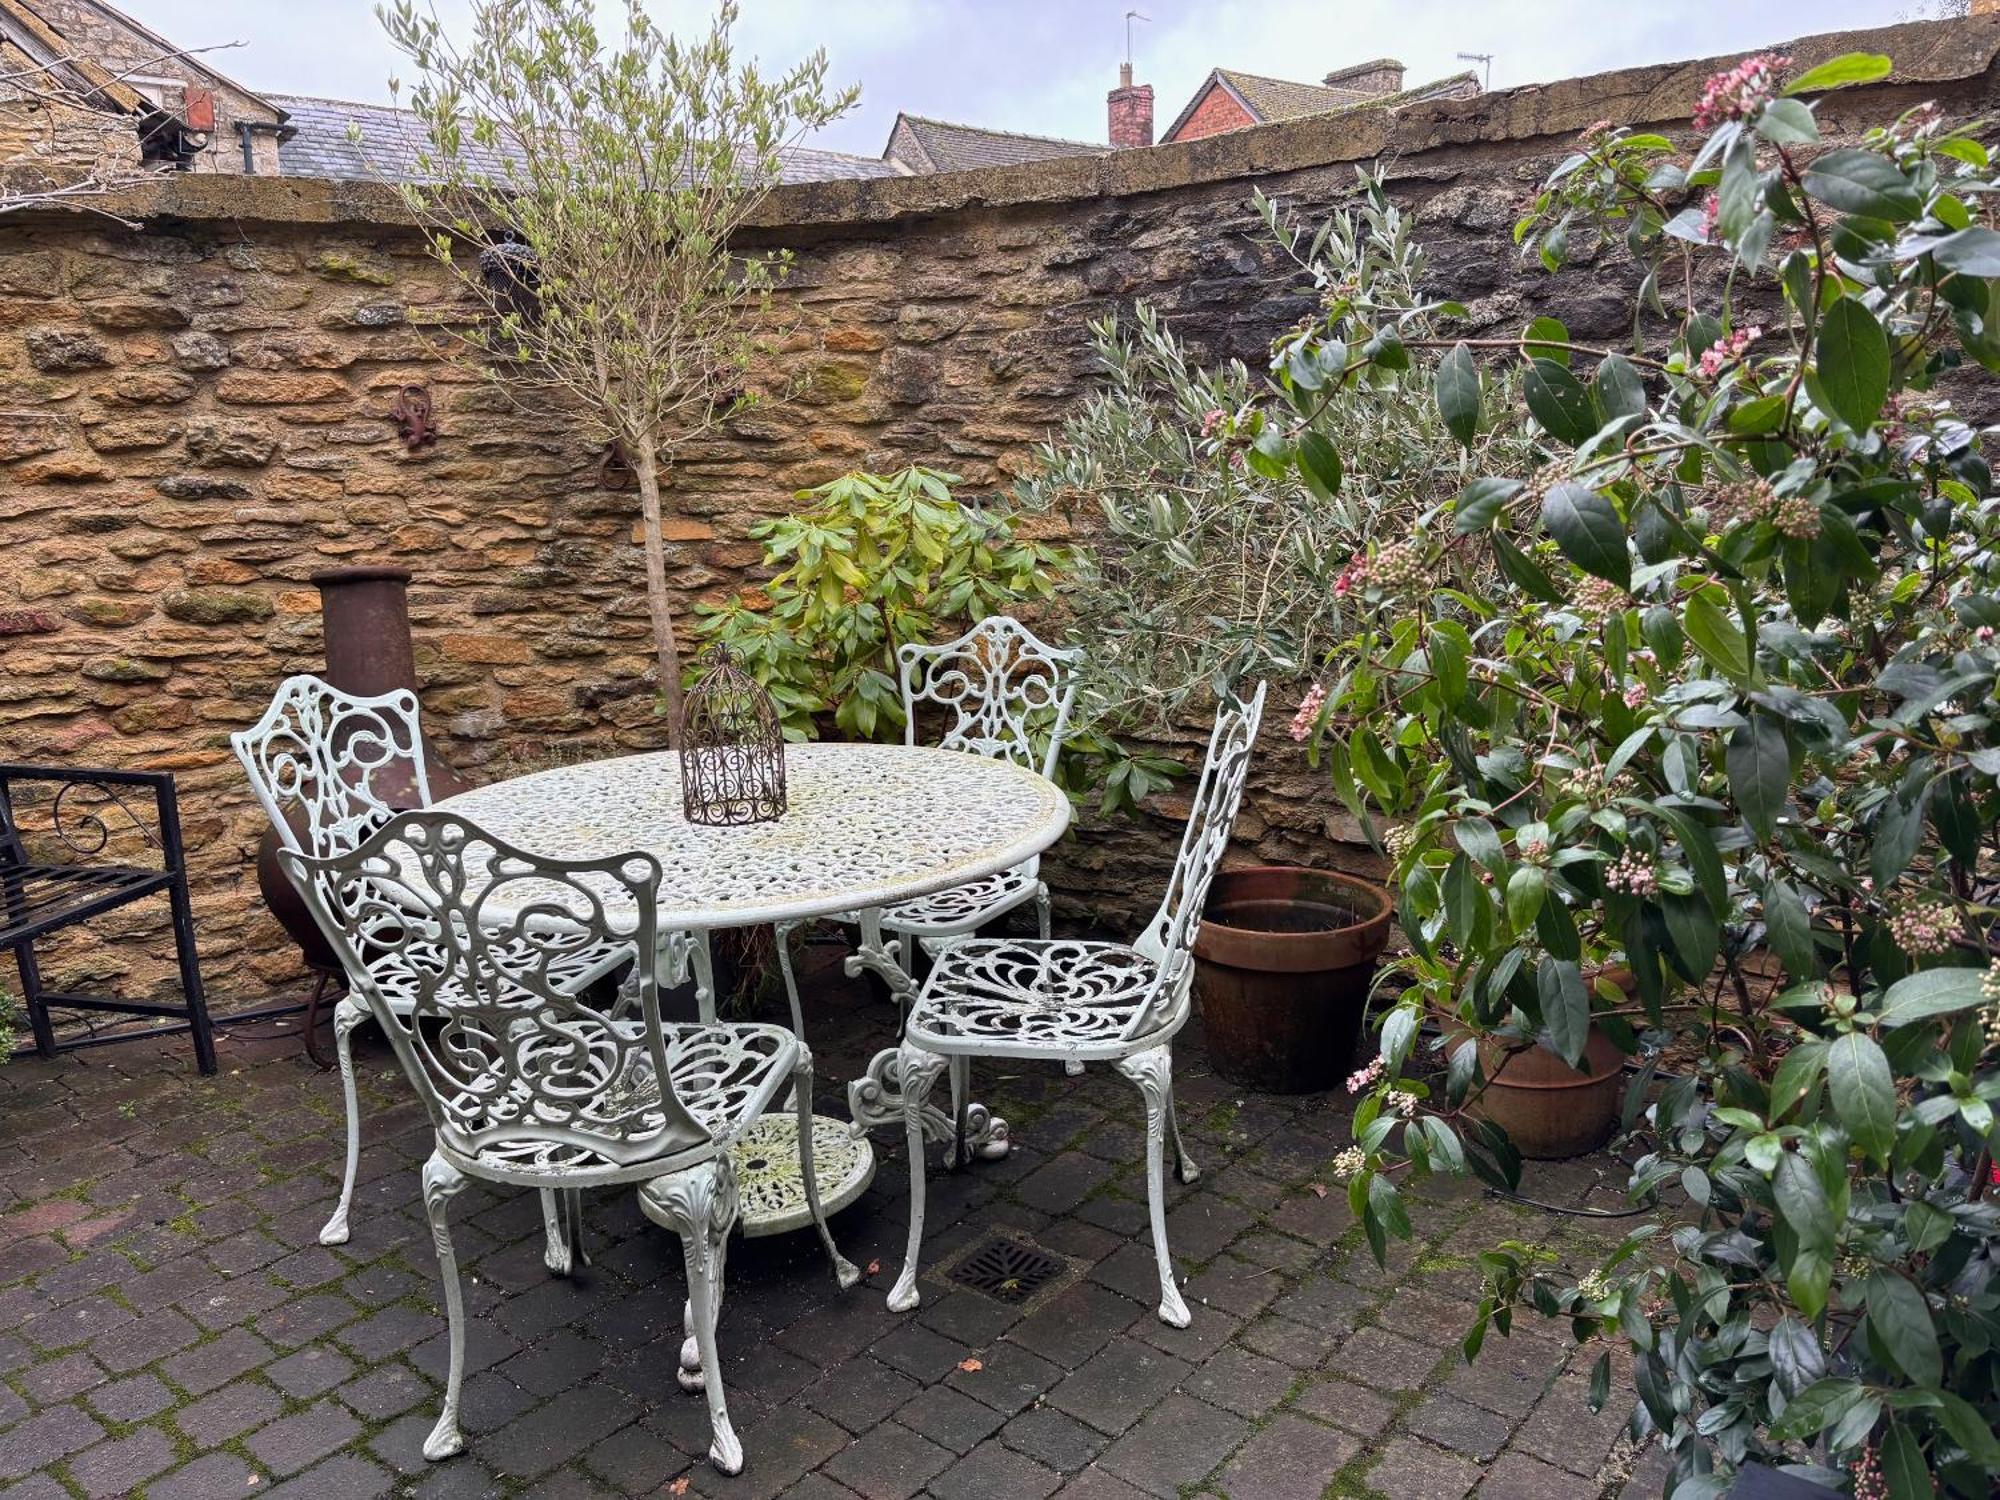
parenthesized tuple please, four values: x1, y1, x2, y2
(312, 565, 413, 587)
(1195, 865, 1394, 973)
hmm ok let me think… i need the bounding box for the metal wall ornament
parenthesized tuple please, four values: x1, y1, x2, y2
(680, 646, 788, 827)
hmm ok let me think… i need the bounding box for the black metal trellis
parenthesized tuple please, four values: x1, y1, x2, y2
(679, 646, 788, 827)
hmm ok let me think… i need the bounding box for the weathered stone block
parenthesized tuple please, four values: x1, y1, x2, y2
(216, 371, 349, 404)
(160, 589, 274, 626)
(185, 420, 277, 468)
(25, 328, 114, 371)
(79, 297, 189, 331)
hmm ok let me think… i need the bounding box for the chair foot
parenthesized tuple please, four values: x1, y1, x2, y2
(709, 1422, 744, 1476)
(1158, 1285, 1193, 1329)
(887, 1268, 922, 1314)
(422, 1414, 466, 1461)
(678, 1300, 703, 1391)
(317, 1205, 350, 1247)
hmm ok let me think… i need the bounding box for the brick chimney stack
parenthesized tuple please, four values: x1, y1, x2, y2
(1109, 62, 1154, 148)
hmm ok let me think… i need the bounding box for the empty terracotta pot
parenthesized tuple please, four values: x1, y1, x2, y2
(1193, 867, 1393, 1093)
(1469, 1027, 1626, 1160)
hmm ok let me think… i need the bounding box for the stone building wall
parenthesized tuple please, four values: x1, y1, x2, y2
(2, 16, 1996, 1015)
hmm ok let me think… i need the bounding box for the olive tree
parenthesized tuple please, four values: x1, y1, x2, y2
(378, 0, 856, 737)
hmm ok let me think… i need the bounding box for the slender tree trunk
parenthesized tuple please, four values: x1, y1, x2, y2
(631, 440, 686, 750)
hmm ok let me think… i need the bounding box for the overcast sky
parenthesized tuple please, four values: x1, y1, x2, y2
(132, 0, 1929, 157)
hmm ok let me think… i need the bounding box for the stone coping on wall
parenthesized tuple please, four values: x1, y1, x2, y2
(38, 15, 2000, 241)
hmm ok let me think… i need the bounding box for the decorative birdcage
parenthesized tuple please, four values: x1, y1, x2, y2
(679, 646, 787, 826)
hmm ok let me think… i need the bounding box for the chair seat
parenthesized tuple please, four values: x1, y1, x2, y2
(0, 863, 172, 947)
(877, 862, 1041, 937)
(903, 937, 1165, 1057)
(438, 1018, 797, 1183)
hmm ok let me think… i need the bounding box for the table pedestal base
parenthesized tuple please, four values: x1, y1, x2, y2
(727, 1113, 876, 1238)
(847, 1046, 1011, 1164)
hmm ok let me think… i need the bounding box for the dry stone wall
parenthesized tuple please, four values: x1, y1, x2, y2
(3, 17, 1997, 1011)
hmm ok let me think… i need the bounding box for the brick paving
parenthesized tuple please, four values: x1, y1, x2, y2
(0, 945, 1662, 1498)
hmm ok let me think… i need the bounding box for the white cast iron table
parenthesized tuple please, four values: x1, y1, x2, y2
(431, 742, 1073, 1232)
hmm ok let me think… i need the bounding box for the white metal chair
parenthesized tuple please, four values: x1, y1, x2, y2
(232, 674, 627, 1254)
(884, 683, 1265, 1329)
(834, 617, 1082, 1010)
(278, 811, 853, 1475)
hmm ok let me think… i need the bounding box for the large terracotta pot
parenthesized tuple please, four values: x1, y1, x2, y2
(1193, 867, 1393, 1093)
(255, 567, 470, 970)
(1469, 1026, 1626, 1160)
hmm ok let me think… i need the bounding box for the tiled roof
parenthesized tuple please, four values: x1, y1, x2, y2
(1163, 67, 1482, 142)
(268, 94, 907, 186)
(883, 114, 1106, 174)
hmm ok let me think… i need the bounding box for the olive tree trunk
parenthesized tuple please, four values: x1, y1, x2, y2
(630, 442, 687, 749)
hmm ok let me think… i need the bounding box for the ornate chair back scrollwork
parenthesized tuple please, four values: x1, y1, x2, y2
(280, 811, 712, 1177)
(1123, 680, 1266, 1039)
(897, 616, 1081, 779)
(232, 674, 432, 858)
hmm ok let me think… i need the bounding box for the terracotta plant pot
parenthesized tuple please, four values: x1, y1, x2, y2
(1469, 1026, 1626, 1160)
(1193, 867, 1393, 1093)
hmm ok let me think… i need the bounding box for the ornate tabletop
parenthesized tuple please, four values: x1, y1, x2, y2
(432, 742, 1071, 931)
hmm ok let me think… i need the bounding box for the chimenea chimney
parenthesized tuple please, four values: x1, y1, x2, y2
(1108, 62, 1154, 148)
(1322, 58, 1406, 96)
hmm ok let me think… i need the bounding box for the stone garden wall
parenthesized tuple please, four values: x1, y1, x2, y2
(3, 17, 1997, 1010)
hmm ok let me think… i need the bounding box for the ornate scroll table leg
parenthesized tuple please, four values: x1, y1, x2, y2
(847, 1046, 1010, 1165)
(318, 998, 368, 1247)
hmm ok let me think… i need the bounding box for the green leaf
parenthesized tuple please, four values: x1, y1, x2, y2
(1768, 1038, 1827, 1120)
(1774, 1153, 1835, 1318)
(1661, 893, 1720, 984)
(1865, 1272, 1941, 1387)
(1828, 1032, 1897, 1169)
(1590, 354, 1646, 423)
(1653, 805, 1727, 918)
(1297, 431, 1343, 500)
(1756, 97, 1819, 145)
(1802, 148, 1922, 222)
(1524, 359, 1597, 447)
(1878, 966, 1989, 1027)
(1542, 484, 1629, 588)
(1878, 1422, 1930, 1500)
(1490, 529, 1565, 604)
(1248, 425, 1291, 481)
(1726, 715, 1790, 841)
(1815, 295, 1891, 430)
(1451, 478, 1520, 537)
(1436, 343, 1481, 447)
(1784, 52, 1892, 95)
(1934, 1391, 2000, 1467)
(1928, 226, 2000, 277)
(1768, 1377, 1864, 1440)
(1523, 316, 1569, 364)
(1902, 1200, 1952, 1255)
(1506, 865, 1547, 932)
(1684, 588, 1750, 682)
(1538, 956, 1590, 1069)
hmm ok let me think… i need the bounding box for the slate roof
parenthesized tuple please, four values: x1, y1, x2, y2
(1161, 66, 1482, 143)
(269, 94, 907, 186)
(882, 114, 1107, 174)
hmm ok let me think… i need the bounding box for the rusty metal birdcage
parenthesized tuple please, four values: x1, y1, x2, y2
(680, 646, 787, 826)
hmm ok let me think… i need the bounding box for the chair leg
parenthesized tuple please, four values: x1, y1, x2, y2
(12, 937, 56, 1061)
(1168, 1090, 1200, 1185)
(319, 999, 369, 1247)
(690, 931, 718, 1023)
(795, 1047, 860, 1288)
(165, 866, 216, 1075)
(889, 1043, 947, 1314)
(774, 920, 807, 1042)
(419, 1151, 471, 1460)
(1035, 884, 1052, 940)
(1115, 1044, 1192, 1329)
(655, 1157, 743, 1475)
(946, 1055, 971, 1172)
(540, 1188, 585, 1277)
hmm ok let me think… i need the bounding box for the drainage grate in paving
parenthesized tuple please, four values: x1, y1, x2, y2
(944, 1232, 1070, 1304)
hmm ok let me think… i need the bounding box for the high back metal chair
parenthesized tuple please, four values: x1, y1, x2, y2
(279, 811, 850, 1476)
(879, 682, 1266, 1328)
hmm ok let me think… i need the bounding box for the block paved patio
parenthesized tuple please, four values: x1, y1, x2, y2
(0, 944, 1673, 1499)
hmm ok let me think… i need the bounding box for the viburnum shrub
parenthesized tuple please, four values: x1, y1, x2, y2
(1252, 51, 2000, 1499)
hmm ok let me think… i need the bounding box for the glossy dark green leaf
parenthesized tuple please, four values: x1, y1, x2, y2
(1756, 96, 1819, 144)
(1524, 359, 1597, 447)
(1727, 715, 1790, 841)
(1768, 1038, 1826, 1120)
(1436, 343, 1480, 447)
(1767, 1377, 1864, 1440)
(1927, 226, 2000, 276)
(1661, 892, 1720, 983)
(1538, 957, 1589, 1068)
(1878, 1422, 1930, 1500)
(1489, 529, 1565, 605)
(1297, 431, 1343, 500)
(1523, 316, 1569, 364)
(1764, 878, 1817, 980)
(1816, 295, 1891, 430)
(1684, 588, 1750, 681)
(1829, 1032, 1897, 1169)
(1542, 484, 1629, 588)
(1864, 1272, 1941, 1387)
(1452, 476, 1522, 534)
(1590, 354, 1646, 423)
(1878, 966, 1988, 1027)
(1801, 148, 1922, 221)
(1784, 52, 1891, 94)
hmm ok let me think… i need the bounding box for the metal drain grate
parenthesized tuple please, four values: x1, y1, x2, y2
(945, 1233, 1067, 1304)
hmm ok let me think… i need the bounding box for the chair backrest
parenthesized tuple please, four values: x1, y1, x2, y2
(897, 616, 1082, 779)
(279, 810, 713, 1170)
(1125, 681, 1267, 1039)
(232, 675, 432, 857)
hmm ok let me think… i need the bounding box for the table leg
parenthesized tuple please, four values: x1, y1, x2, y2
(847, 1046, 1010, 1165)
